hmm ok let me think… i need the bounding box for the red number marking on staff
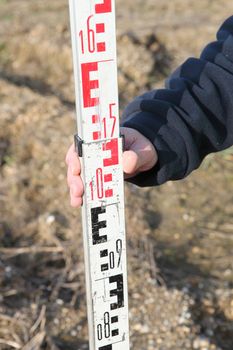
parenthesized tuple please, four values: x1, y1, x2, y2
(79, 16, 95, 54)
(109, 103, 116, 137)
(96, 168, 104, 199)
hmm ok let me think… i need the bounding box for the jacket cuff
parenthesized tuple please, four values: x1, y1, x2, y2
(122, 112, 188, 186)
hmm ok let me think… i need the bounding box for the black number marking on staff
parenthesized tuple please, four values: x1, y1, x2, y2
(97, 312, 111, 340)
(116, 239, 122, 267)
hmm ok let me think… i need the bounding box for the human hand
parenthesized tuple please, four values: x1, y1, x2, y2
(66, 143, 84, 208)
(120, 127, 158, 179)
(66, 127, 158, 207)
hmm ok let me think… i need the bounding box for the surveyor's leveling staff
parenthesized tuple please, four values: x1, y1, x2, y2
(68, 1, 130, 349)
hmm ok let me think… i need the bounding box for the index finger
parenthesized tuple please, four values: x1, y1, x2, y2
(65, 143, 75, 165)
(65, 143, 81, 175)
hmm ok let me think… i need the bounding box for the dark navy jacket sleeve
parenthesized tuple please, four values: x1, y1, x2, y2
(122, 16, 233, 186)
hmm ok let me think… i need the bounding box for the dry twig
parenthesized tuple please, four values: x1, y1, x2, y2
(0, 338, 21, 349)
(30, 305, 46, 335)
(0, 246, 64, 257)
(22, 331, 46, 350)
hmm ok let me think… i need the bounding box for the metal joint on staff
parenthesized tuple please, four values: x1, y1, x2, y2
(74, 133, 125, 158)
(74, 134, 83, 157)
(68, 0, 130, 349)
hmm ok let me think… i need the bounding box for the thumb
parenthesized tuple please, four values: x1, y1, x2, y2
(123, 150, 141, 177)
(120, 127, 158, 179)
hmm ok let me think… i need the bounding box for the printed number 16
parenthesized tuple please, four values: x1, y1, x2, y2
(79, 16, 95, 54)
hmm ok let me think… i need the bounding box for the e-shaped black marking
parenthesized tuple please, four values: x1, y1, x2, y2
(91, 206, 107, 245)
(109, 274, 124, 310)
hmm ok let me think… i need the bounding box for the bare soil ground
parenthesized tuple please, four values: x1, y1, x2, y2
(0, 0, 233, 349)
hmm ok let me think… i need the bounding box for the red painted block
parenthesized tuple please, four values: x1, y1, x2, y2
(104, 174, 112, 182)
(97, 42, 106, 52)
(95, 0, 112, 14)
(93, 131, 101, 140)
(96, 23, 105, 33)
(103, 139, 119, 167)
(92, 114, 100, 123)
(105, 189, 113, 198)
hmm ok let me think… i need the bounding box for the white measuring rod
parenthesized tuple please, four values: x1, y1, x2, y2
(68, 1, 129, 349)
